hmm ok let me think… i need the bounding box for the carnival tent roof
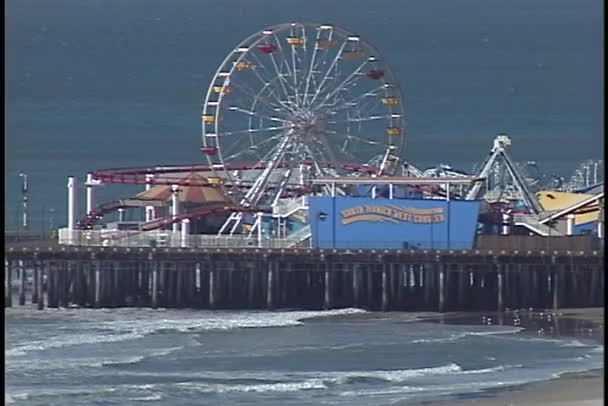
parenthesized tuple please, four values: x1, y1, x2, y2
(134, 173, 229, 204)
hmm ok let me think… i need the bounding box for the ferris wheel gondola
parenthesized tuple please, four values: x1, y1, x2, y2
(200, 22, 407, 234)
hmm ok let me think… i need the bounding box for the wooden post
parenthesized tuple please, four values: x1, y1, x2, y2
(324, 264, 331, 310)
(352, 265, 360, 306)
(176, 264, 184, 307)
(5, 260, 12, 308)
(94, 261, 102, 308)
(397, 265, 404, 309)
(209, 265, 217, 309)
(266, 261, 274, 309)
(552, 269, 559, 311)
(32, 263, 39, 304)
(588, 265, 598, 306)
(438, 264, 446, 313)
(424, 266, 432, 307)
(248, 268, 256, 308)
(37, 262, 45, 310)
(367, 267, 374, 308)
(497, 264, 504, 312)
(18, 260, 26, 306)
(381, 265, 389, 311)
(151, 261, 159, 309)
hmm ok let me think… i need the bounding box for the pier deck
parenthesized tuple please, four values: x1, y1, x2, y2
(5, 240, 603, 312)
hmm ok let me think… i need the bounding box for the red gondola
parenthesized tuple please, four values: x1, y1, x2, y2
(200, 147, 218, 156)
(257, 44, 277, 54)
(367, 70, 384, 80)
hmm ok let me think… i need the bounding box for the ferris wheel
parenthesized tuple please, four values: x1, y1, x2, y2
(200, 22, 406, 233)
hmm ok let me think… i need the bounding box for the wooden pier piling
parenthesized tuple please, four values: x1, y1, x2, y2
(3, 244, 603, 311)
(18, 260, 26, 306)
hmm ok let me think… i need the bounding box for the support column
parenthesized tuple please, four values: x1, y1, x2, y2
(381, 265, 389, 311)
(552, 269, 559, 311)
(367, 268, 374, 308)
(18, 260, 26, 306)
(438, 264, 446, 313)
(248, 268, 256, 308)
(94, 261, 102, 308)
(497, 264, 504, 312)
(37, 262, 45, 310)
(32, 263, 39, 304)
(171, 184, 180, 233)
(181, 219, 190, 248)
(145, 174, 155, 222)
(151, 261, 159, 309)
(5, 260, 12, 307)
(67, 176, 77, 244)
(266, 262, 274, 309)
(566, 214, 575, 236)
(352, 265, 360, 306)
(86, 173, 96, 215)
(209, 265, 217, 309)
(118, 208, 125, 222)
(324, 264, 331, 310)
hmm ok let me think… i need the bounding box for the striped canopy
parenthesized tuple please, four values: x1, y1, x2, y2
(134, 173, 229, 204)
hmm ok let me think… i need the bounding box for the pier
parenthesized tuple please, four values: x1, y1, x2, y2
(4, 241, 603, 312)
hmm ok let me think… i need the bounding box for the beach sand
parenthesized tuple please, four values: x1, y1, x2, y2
(425, 307, 604, 406)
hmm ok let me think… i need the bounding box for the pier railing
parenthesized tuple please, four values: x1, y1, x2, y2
(57, 228, 309, 249)
(56, 229, 602, 252)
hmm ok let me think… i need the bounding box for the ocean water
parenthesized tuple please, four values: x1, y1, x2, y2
(5, 0, 603, 229)
(4, 307, 603, 405)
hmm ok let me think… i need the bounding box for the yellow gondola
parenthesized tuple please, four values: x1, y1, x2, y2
(235, 61, 254, 71)
(286, 37, 305, 47)
(213, 85, 231, 94)
(342, 50, 364, 60)
(386, 127, 401, 136)
(381, 96, 399, 106)
(316, 39, 336, 49)
(208, 177, 224, 185)
(201, 115, 215, 124)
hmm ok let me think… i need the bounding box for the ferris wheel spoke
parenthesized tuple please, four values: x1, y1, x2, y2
(308, 39, 349, 106)
(324, 85, 386, 112)
(249, 53, 296, 113)
(269, 52, 295, 105)
(222, 124, 294, 137)
(302, 28, 322, 106)
(313, 59, 370, 110)
(230, 80, 286, 114)
(228, 106, 286, 123)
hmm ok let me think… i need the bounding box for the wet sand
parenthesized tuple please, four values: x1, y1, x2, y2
(422, 307, 604, 406)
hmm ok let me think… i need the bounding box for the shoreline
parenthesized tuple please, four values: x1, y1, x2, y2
(419, 307, 604, 406)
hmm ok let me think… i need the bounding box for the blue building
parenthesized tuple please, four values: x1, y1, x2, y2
(309, 197, 481, 249)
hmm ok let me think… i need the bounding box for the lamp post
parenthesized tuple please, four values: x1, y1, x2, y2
(19, 173, 28, 230)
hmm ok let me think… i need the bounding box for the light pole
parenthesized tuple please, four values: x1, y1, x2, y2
(19, 173, 28, 230)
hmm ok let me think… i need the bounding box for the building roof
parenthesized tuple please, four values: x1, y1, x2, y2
(133, 173, 229, 204)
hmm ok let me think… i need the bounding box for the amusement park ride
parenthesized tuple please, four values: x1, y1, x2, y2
(63, 22, 603, 246)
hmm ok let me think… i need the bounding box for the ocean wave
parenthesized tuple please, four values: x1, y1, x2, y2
(175, 379, 327, 393)
(411, 327, 524, 344)
(560, 339, 596, 348)
(93, 308, 367, 336)
(6, 346, 184, 371)
(129, 394, 163, 401)
(125, 363, 522, 389)
(6, 332, 143, 357)
(6, 308, 366, 358)
(338, 379, 530, 397)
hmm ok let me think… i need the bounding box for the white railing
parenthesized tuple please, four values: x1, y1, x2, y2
(58, 228, 301, 249)
(272, 196, 309, 218)
(284, 225, 312, 248)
